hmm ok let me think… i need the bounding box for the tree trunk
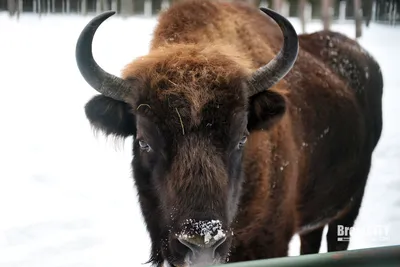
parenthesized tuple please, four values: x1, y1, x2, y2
(363, 0, 373, 27)
(81, 0, 87, 14)
(272, 0, 282, 12)
(321, 0, 331, 31)
(354, 0, 362, 38)
(7, 0, 17, 16)
(38, 0, 42, 17)
(17, 0, 22, 19)
(161, 0, 170, 10)
(298, 0, 306, 33)
(120, 0, 134, 15)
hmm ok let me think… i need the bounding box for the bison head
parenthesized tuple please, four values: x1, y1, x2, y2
(75, 7, 298, 267)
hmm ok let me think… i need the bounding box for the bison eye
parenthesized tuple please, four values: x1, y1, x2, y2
(237, 136, 247, 149)
(139, 140, 152, 152)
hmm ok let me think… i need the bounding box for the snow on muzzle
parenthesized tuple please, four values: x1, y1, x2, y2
(174, 219, 228, 266)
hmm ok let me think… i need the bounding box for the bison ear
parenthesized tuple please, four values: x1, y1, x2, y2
(247, 90, 286, 131)
(85, 95, 136, 138)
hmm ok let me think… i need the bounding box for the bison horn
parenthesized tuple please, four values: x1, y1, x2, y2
(248, 7, 299, 96)
(75, 11, 133, 102)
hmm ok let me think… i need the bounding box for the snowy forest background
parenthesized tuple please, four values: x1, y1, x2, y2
(2, 0, 400, 26)
(0, 0, 399, 267)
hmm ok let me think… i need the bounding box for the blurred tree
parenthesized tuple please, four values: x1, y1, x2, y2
(152, 0, 162, 14)
(134, 0, 144, 14)
(272, 0, 282, 11)
(298, 0, 306, 33)
(354, 0, 362, 37)
(363, 0, 374, 27)
(120, 0, 134, 15)
(96, 0, 109, 12)
(81, 0, 87, 14)
(7, 0, 19, 18)
(321, 0, 332, 30)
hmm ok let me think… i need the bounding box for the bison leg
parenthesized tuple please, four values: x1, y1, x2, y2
(326, 188, 365, 252)
(300, 226, 324, 254)
(326, 152, 372, 252)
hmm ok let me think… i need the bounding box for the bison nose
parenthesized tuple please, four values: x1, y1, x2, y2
(178, 235, 227, 258)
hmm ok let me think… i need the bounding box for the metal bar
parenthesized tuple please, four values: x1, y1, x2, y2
(216, 245, 400, 267)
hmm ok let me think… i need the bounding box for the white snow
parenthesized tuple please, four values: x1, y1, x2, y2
(0, 12, 399, 267)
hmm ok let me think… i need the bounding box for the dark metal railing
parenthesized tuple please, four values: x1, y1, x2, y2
(215, 245, 400, 267)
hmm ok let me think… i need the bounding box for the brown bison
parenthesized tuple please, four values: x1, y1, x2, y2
(75, 0, 383, 266)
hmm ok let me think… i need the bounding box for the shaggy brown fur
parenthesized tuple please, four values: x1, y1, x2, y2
(123, 44, 252, 125)
(82, 0, 383, 265)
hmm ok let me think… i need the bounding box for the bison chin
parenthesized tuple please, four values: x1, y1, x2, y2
(162, 218, 232, 267)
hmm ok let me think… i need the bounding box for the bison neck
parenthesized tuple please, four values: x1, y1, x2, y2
(230, 113, 300, 261)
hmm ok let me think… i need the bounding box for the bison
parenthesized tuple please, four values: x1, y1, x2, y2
(75, 0, 383, 266)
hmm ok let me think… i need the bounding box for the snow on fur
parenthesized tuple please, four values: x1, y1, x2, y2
(176, 219, 226, 245)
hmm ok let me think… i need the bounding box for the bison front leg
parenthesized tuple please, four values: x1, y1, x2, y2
(326, 156, 371, 252)
(326, 191, 365, 252)
(300, 226, 324, 254)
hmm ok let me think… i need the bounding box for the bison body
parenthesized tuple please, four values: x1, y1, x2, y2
(76, 0, 383, 266)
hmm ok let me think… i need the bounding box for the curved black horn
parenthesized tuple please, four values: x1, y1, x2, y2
(249, 7, 299, 96)
(75, 11, 133, 102)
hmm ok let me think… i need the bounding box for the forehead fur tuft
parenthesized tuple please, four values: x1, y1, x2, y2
(122, 44, 251, 111)
(123, 43, 252, 79)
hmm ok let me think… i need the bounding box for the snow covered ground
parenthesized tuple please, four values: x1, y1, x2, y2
(0, 11, 399, 267)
